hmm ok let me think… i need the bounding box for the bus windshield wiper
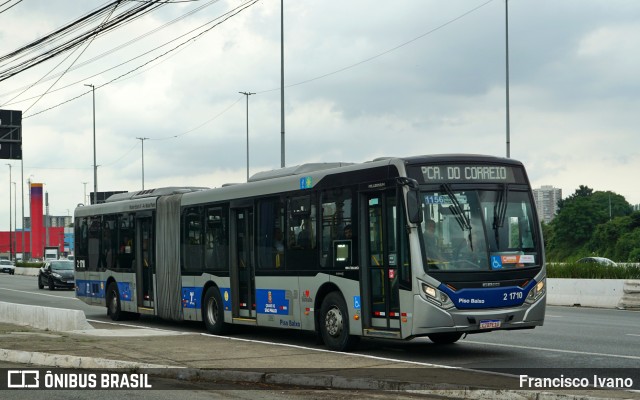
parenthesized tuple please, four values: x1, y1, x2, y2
(493, 184, 509, 246)
(441, 184, 473, 250)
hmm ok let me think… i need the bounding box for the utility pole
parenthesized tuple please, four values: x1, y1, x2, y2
(136, 137, 149, 190)
(6, 163, 12, 260)
(84, 84, 97, 203)
(280, 0, 285, 168)
(12, 181, 16, 260)
(239, 91, 255, 181)
(505, 0, 511, 158)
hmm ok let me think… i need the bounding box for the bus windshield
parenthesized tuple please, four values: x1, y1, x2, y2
(420, 186, 539, 272)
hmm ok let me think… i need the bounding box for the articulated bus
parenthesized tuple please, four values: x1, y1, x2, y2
(74, 154, 546, 351)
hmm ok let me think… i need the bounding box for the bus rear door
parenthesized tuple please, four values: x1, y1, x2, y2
(135, 214, 154, 311)
(230, 205, 256, 322)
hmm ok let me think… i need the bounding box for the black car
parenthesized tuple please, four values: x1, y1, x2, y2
(38, 260, 75, 290)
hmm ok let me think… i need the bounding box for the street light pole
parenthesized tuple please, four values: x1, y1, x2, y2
(280, 0, 285, 168)
(136, 137, 149, 190)
(84, 84, 97, 203)
(505, 0, 511, 158)
(6, 163, 12, 260)
(239, 91, 255, 181)
(12, 181, 16, 260)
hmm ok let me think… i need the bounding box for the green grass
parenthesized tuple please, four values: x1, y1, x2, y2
(547, 262, 640, 279)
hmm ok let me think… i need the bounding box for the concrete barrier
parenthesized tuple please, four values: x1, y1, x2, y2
(0, 302, 93, 331)
(14, 267, 40, 276)
(618, 280, 640, 310)
(547, 278, 626, 308)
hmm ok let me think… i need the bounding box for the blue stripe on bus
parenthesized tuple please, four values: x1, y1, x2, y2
(181, 287, 232, 310)
(439, 280, 535, 309)
(256, 289, 290, 315)
(181, 287, 203, 309)
(75, 280, 133, 302)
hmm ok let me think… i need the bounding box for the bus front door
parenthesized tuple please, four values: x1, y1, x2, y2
(135, 215, 154, 310)
(231, 207, 256, 320)
(363, 189, 401, 336)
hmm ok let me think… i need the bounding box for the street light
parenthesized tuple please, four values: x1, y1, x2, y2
(239, 91, 255, 181)
(136, 137, 149, 190)
(84, 83, 97, 203)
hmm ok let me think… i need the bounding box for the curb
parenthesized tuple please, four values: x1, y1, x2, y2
(0, 348, 622, 400)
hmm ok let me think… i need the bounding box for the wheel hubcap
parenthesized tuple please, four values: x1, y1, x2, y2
(325, 306, 343, 337)
(109, 291, 117, 313)
(207, 297, 218, 325)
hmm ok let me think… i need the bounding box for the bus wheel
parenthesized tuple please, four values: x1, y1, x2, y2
(428, 332, 463, 344)
(203, 286, 227, 335)
(106, 282, 123, 321)
(319, 292, 359, 351)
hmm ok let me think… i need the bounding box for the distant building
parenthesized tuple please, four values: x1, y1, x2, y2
(533, 185, 562, 223)
(633, 204, 640, 212)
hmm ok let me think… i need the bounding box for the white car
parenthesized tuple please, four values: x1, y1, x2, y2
(0, 259, 15, 275)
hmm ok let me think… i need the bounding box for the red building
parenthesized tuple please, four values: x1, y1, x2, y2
(0, 228, 64, 260)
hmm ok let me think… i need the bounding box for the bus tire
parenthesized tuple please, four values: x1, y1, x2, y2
(319, 292, 359, 351)
(106, 282, 123, 321)
(203, 286, 227, 335)
(428, 332, 463, 344)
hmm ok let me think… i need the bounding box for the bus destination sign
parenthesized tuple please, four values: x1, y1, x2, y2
(417, 164, 522, 184)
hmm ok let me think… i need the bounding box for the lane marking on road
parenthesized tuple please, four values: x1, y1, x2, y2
(201, 332, 457, 368)
(85, 319, 185, 333)
(626, 334, 640, 337)
(464, 340, 640, 360)
(0, 287, 79, 300)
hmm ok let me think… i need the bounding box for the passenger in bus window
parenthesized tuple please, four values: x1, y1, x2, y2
(342, 224, 352, 240)
(297, 220, 312, 249)
(273, 228, 284, 252)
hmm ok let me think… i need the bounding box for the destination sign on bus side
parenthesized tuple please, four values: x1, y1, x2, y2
(417, 165, 521, 183)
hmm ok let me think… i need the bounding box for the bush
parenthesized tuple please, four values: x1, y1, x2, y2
(547, 262, 640, 279)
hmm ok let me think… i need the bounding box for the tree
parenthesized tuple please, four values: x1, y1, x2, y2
(547, 186, 633, 260)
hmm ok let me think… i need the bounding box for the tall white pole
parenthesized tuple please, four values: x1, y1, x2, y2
(6, 163, 12, 260)
(239, 92, 254, 181)
(85, 84, 97, 203)
(505, 0, 511, 158)
(280, 0, 285, 168)
(136, 137, 149, 190)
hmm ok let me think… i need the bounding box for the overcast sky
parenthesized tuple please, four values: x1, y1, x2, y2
(1, 0, 639, 231)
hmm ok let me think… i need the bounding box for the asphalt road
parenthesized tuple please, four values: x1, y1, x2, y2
(2, 273, 639, 373)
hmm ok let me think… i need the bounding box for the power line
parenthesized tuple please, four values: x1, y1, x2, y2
(22, 0, 262, 118)
(257, 0, 495, 94)
(0, 0, 223, 105)
(0, 0, 23, 15)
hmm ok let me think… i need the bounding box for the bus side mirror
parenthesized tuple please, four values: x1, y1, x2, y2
(407, 189, 423, 224)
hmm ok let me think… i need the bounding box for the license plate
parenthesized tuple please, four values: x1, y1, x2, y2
(479, 319, 501, 329)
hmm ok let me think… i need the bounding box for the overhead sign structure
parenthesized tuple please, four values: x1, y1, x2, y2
(0, 109, 22, 160)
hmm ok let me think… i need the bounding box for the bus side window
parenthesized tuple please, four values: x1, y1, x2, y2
(205, 206, 228, 271)
(286, 194, 318, 269)
(183, 207, 204, 273)
(320, 188, 354, 268)
(257, 198, 285, 270)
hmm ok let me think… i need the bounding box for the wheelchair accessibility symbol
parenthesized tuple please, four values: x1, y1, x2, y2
(491, 256, 503, 270)
(353, 296, 361, 309)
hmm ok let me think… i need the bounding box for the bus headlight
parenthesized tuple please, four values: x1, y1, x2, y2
(525, 278, 545, 304)
(421, 282, 454, 309)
